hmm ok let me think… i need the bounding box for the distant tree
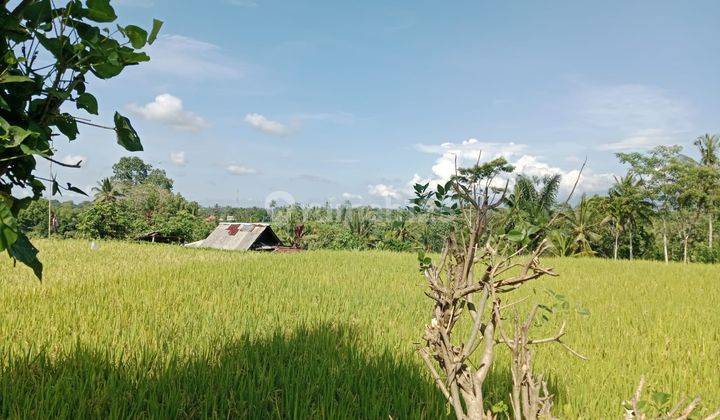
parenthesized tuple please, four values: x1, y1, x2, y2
(17, 198, 49, 235)
(694, 133, 720, 167)
(92, 178, 124, 203)
(346, 207, 374, 242)
(146, 168, 174, 190)
(505, 174, 561, 246)
(77, 200, 134, 239)
(693, 134, 720, 247)
(608, 174, 653, 260)
(601, 195, 625, 260)
(562, 195, 606, 256)
(618, 146, 685, 262)
(112, 156, 152, 187)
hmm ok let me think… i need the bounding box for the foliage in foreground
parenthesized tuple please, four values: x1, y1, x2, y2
(0, 0, 161, 277)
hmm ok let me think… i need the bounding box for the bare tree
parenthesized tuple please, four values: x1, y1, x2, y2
(412, 158, 583, 420)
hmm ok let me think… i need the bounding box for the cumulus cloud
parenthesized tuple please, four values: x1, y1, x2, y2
(60, 154, 87, 167)
(145, 35, 242, 79)
(415, 139, 527, 181)
(244, 113, 289, 136)
(170, 151, 186, 166)
(342, 192, 363, 200)
(367, 184, 402, 200)
(128, 94, 208, 131)
(413, 138, 614, 196)
(227, 164, 257, 175)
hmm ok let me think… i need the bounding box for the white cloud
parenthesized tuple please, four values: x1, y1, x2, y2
(145, 35, 242, 80)
(244, 113, 289, 136)
(576, 84, 693, 151)
(512, 155, 614, 193)
(60, 154, 87, 168)
(414, 138, 614, 195)
(227, 164, 257, 175)
(367, 184, 401, 200)
(415, 139, 527, 181)
(342, 192, 363, 200)
(128, 94, 208, 131)
(170, 151, 186, 166)
(596, 128, 676, 151)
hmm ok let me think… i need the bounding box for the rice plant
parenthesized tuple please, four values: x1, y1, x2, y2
(0, 240, 718, 418)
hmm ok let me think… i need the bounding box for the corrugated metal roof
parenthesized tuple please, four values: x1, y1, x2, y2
(186, 223, 281, 251)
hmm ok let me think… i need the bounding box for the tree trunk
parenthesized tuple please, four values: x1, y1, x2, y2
(683, 235, 689, 264)
(613, 230, 619, 260)
(709, 214, 714, 248)
(629, 228, 634, 260)
(662, 219, 669, 264)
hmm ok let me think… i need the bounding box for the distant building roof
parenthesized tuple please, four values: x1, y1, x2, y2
(185, 222, 282, 251)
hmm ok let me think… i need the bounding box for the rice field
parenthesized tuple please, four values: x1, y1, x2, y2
(1, 239, 718, 418)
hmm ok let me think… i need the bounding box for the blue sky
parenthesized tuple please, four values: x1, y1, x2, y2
(48, 0, 720, 207)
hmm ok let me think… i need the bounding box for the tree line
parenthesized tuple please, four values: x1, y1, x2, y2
(21, 134, 720, 263)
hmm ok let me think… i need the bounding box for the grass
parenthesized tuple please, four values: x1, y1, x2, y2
(0, 239, 718, 418)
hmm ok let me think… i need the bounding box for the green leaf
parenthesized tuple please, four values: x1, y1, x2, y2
(507, 229, 524, 242)
(9, 233, 43, 280)
(76, 92, 98, 115)
(0, 118, 35, 147)
(54, 114, 79, 140)
(526, 225, 541, 235)
(118, 50, 150, 64)
(51, 180, 61, 196)
(71, 19, 101, 43)
(86, 0, 117, 22)
(123, 25, 148, 49)
(23, 0, 52, 26)
(66, 184, 88, 196)
(651, 391, 671, 407)
(0, 73, 33, 84)
(0, 200, 19, 252)
(91, 61, 124, 79)
(490, 401, 508, 414)
(148, 19, 163, 44)
(114, 112, 143, 152)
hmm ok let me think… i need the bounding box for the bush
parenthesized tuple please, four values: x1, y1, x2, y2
(692, 244, 720, 263)
(77, 201, 135, 239)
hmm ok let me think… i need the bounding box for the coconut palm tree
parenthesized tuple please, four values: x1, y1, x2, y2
(694, 133, 720, 167)
(347, 207, 374, 241)
(504, 174, 561, 246)
(608, 174, 654, 260)
(92, 178, 124, 203)
(602, 196, 625, 260)
(561, 196, 607, 256)
(693, 134, 720, 247)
